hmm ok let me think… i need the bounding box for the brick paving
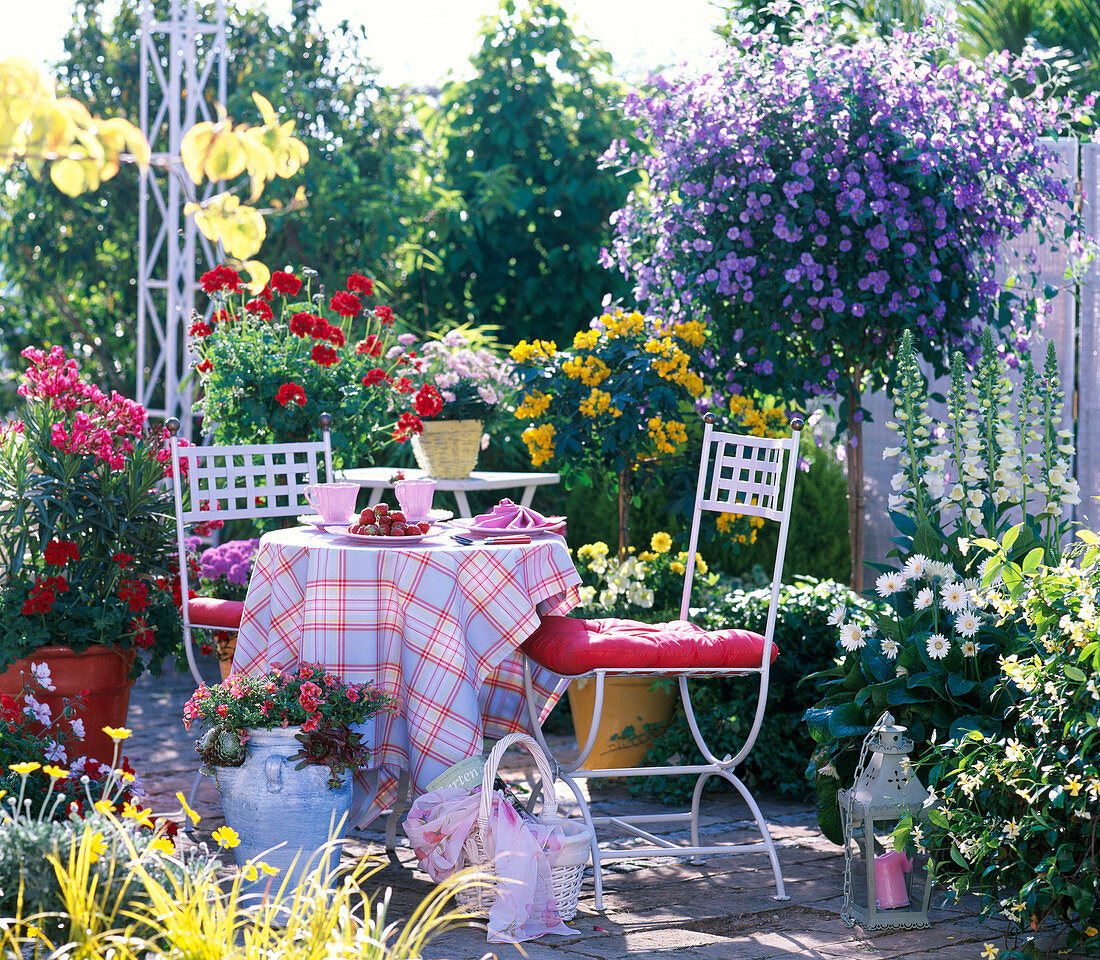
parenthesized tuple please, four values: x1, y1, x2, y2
(127, 661, 1052, 960)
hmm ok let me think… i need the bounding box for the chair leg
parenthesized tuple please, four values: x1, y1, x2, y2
(385, 769, 411, 858)
(555, 768, 606, 912)
(692, 768, 789, 901)
(182, 767, 205, 835)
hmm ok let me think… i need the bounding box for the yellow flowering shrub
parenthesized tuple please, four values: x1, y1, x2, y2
(510, 307, 708, 474)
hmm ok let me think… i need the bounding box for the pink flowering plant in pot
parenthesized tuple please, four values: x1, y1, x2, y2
(0, 346, 181, 678)
(183, 664, 397, 788)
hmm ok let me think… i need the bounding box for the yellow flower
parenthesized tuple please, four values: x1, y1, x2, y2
(147, 836, 175, 855)
(666, 319, 707, 348)
(1086, 927, 1098, 937)
(578, 388, 621, 419)
(981, 945, 999, 959)
(601, 309, 645, 338)
(94, 799, 116, 815)
(240, 862, 259, 881)
(638, 551, 656, 562)
(213, 825, 241, 849)
(42, 765, 69, 780)
(514, 390, 552, 420)
(102, 726, 132, 741)
(122, 802, 154, 828)
(578, 542, 610, 561)
(1065, 777, 1083, 797)
(521, 423, 556, 467)
(510, 339, 557, 364)
(255, 859, 279, 876)
(572, 329, 600, 351)
(670, 561, 686, 576)
(650, 532, 672, 555)
(695, 555, 708, 575)
(85, 830, 108, 864)
(176, 791, 201, 826)
(9, 762, 41, 775)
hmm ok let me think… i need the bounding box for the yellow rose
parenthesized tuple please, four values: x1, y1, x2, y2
(670, 561, 686, 576)
(650, 532, 673, 554)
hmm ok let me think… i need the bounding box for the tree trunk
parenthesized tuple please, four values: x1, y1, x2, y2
(617, 466, 631, 559)
(846, 409, 865, 594)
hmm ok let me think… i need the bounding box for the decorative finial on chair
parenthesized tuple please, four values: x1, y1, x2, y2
(789, 415, 805, 432)
(319, 411, 333, 430)
(166, 417, 181, 437)
(703, 412, 717, 425)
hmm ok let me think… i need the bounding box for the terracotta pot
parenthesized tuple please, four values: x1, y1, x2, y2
(567, 675, 677, 769)
(0, 645, 137, 766)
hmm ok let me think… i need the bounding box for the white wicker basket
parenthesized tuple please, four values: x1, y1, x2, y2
(455, 732, 594, 922)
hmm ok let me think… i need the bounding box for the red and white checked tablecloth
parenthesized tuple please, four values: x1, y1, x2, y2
(233, 526, 581, 827)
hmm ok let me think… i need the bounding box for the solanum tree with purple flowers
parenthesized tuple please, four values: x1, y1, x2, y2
(602, 8, 1088, 588)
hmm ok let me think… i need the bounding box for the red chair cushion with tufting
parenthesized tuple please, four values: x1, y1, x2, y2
(521, 616, 777, 676)
(188, 597, 245, 630)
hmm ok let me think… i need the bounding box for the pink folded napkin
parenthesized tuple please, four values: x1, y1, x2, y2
(473, 498, 562, 530)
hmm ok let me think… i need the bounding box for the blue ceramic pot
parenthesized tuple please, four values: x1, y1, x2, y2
(210, 726, 353, 895)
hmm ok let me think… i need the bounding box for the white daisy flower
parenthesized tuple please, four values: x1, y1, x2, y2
(880, 638, 900, 660)
(926, 633, 950, 659)
(928, 560, 955, 581)
(876, 572, 906, 597)
(839, 622, 867, 652)
(913, 587, 935, 610)
(941, 583, 968, 612)
(955, 610, 981, 637)
(960, 640, 977, 658)
(904, 554, 931, 580)
(827, 604, 846, 627)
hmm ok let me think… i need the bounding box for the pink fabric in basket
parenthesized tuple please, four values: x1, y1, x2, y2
(472, 498, 561, 530)
(404, 787, 571, 943)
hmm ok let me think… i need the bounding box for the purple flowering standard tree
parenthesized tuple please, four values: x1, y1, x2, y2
(602, 9, 1088, 589)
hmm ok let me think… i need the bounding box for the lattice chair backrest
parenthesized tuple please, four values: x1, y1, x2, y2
(678, 412, 804, 625)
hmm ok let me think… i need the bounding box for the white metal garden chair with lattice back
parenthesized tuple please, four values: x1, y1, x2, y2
(165, 414, 333, 687)
(520, 411, 803, 910)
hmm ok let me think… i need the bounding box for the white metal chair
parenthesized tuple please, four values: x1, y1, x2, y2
(520, 411, 803, 910)
(165, 414, 333, 687)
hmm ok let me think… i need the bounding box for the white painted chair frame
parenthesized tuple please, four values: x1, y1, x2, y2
(523, 412, 804, 910)
(166, 414, 333, 687)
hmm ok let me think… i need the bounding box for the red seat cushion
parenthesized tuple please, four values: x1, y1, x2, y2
(521, 616, 777, 675)
(188, 597, 245, 630)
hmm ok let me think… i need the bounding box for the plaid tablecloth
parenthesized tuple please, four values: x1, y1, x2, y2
(233, 526, 580, 827)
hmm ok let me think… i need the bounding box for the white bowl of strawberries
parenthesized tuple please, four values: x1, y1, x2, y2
(345, 503, 435, 541)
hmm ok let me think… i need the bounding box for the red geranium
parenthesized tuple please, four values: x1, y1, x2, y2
(276, 382, 307, 407)
(329, 291, 361, 318)
(320, 324, 346, 347)
(245, 299, 274, 322)
(414, 384, 444, 419)
(271, 271, 302, 296)
(356, 335, 383, 358)
(112, 552, 134, 568)
(43, 539, 80, 565)
(392, 411, 423, 441)
(392, 376, 414, 394)
(310, 344, 341, 367)
(289, 312, 319, 338)
(196, 359, 214, 374)
(346, 274, 373, 295)
(118, 578, 150, 614)
(189, 320, 214, 338)
(374, 305, 394, 324)
(362, 368, 390, 387)
(199, 265, 241, 293)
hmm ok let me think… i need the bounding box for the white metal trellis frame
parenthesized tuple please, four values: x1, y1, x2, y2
(138, 0, 227, 431)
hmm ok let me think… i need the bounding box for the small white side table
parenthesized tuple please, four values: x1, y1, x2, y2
(336, 466, 561, 518)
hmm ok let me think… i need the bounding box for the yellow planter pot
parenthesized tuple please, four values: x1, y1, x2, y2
(411, 419, 483, 479)
(567, 675, 677, 769)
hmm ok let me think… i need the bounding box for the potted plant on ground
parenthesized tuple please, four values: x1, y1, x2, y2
(183, 663, 396, 891)
(0, 346, 182, 765)
(400, 328, 516, 478)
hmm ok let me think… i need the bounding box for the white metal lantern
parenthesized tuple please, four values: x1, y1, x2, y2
(839, 712, 935, 930)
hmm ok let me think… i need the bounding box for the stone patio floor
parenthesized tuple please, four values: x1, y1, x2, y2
(130, 661, 1064, 960)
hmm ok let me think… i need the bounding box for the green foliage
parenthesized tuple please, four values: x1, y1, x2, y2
(634, 577, 870, 801)
(422, 0, 638, 343)
(918, 538, 1100, 959)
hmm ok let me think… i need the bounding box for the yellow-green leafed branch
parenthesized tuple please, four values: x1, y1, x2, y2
(0, 55, 149, 195)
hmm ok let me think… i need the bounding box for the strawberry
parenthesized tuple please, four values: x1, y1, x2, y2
(361, 524, 380, 536)
(359, 507, 376, 523)
(417, 521, 432, 534)
(390, 511, 406, 523)
(374, 503, 389, 516)
(390, 522, 407, 536)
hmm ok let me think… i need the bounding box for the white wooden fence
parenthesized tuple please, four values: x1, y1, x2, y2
(862, 138, 1100, 565)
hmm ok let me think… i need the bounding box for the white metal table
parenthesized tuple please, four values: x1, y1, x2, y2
(336, 467, 561, 517)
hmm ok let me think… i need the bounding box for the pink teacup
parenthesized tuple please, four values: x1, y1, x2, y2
(304, 482, 359, 523)
(395, 478, 436, 520)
